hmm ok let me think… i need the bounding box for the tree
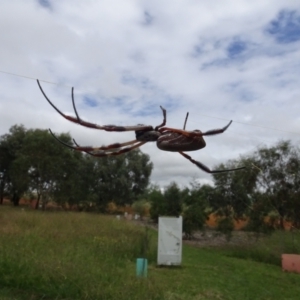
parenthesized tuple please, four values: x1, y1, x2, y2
(205, 156, 260, 236)
(182, 179, 211, 239)
(211, 158, 255, 220)
(75, 149, 153, 211)
(48, 137, 87, 209)
(163, 182, 182, 217)
(252, 140, 300, 229)
(0, 125, 27, 205)
(0, 125, 153, 210)
(245, 192, 275, 234)
(148, 182, 183, 222)
(211, 140, 300, 232)
(148, 184, 165, 222)
(12, 129, 77, 209)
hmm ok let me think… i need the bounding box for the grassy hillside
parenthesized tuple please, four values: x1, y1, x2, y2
(0, 207, 299, 300)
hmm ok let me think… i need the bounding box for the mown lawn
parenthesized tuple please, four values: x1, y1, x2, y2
(0, 206, 299, 300)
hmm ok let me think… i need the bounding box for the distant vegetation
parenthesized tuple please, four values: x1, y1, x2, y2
(0, 124, 152, 210)
(1, 125, 300, 298)
(1, 124, 300, 237)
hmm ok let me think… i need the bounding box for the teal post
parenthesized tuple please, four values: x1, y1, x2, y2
(136, 258, 148, 277)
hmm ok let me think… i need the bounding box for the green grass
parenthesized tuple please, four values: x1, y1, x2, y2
(0, 207, 300, 300)
(220, 230, 300, 266)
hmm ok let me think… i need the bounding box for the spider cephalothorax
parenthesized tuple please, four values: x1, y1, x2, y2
(37, 79, 245, 174)
(135, 129, 162, 142)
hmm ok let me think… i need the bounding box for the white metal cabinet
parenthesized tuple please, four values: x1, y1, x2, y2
(157, 216, 182, 265)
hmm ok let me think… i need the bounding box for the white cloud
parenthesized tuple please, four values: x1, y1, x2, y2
(1, 0, 300, 187)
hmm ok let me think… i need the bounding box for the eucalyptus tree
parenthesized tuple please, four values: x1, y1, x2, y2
(251, 140, 300, 229)
(182, 179, 212, 238)
(86, 149, 153, 211)
(211, 140, 300, 231)
(12, 129, 77, 208)
(211, 158, 257, 219)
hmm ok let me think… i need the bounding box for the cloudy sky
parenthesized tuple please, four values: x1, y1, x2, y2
(0, 0, 300, 187)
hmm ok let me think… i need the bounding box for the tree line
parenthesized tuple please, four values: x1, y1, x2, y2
(1, 124, 300, 236)
(145, 139, 300, 236)
(0, 125, 152, 210)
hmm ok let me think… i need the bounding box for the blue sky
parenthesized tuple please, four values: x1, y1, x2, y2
(0, 0, 300, 187)
(267, 10, 300, 43)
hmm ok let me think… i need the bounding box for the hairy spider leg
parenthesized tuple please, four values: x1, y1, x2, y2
(179, 151, 246, 174)
(37, 79, 164, 132)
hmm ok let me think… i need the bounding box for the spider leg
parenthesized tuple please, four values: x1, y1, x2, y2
(37, 79, 155, 132)
(201, 120, 232, 136)
(183, 112, 189, 130)
(71, 137, 139, 152)
(159, 120, 233, 138)
(159, 127, 197, 137)
(72, 137, 147, 157)
(179, 151, 246, 174)
(72, 138, 144, 156)
(37, 80, 68, 120)
(154, 106, 167, 130)
(49, 129, 146, 156)
(49, 129, 139, 151)
(86, 141, 147, 157)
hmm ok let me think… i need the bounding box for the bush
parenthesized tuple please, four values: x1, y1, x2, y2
(132, 200, 151, 218)
(216, 217, 235, 240)
(183, 204, 208, 239)
(149, 189, 165, 222)
(106, 201, 118, 214)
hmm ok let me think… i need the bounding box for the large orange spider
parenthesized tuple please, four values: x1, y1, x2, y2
(37, 80, 245, 174)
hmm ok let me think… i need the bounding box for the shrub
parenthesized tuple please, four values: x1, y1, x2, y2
(183, 204, 208, 239)
(132, 200, 151, 218)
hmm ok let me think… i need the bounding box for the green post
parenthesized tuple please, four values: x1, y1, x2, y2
(136, 258, 148, 277)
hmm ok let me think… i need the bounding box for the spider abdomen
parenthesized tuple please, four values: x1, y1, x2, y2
(157, 132, 206, 152)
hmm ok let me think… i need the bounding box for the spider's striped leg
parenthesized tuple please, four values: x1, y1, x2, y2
(49, 129, 140, 151)
(159, 120, 232, 138)
(49, 129, 146, 156)
(37, 80, 154, 132)
(201, 120, 232, 136)
(179, 151, 245, 174)
(86, 141, 147, 157)
(72, 138, 139, 152)
(159, 127, 199, 137)
(73, 137, 147, 157)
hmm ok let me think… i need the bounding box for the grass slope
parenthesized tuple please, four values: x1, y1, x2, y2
(0, 207, 299, 300)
